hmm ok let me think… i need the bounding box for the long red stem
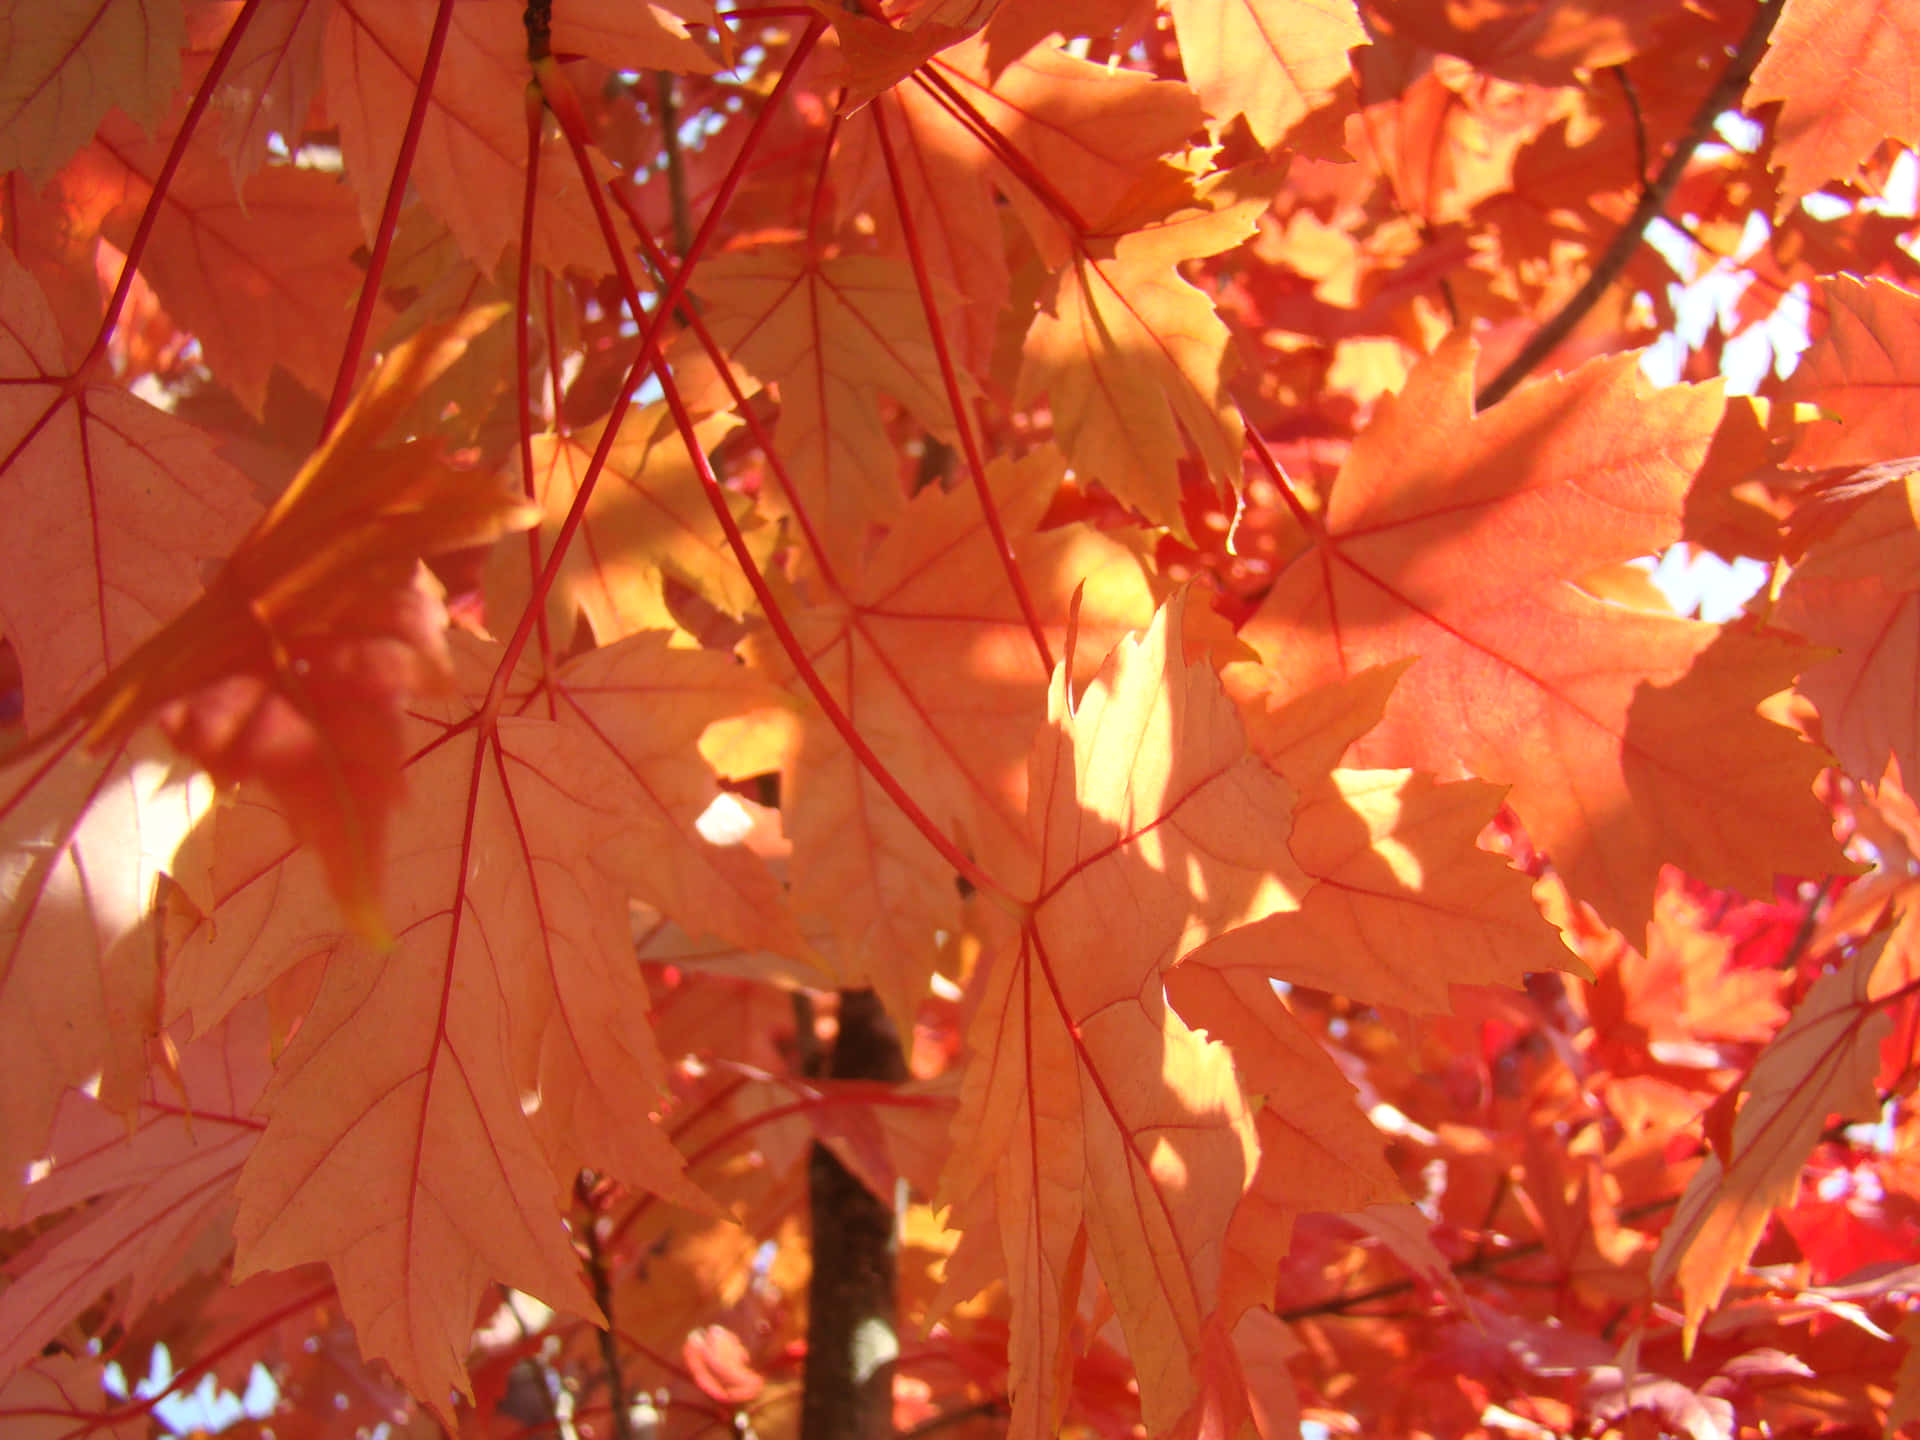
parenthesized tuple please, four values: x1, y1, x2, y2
(656, 353, 1009, 901)
(911, 66, 1091, 237)
(1244, 425, 1323, 535)
(514, 81, 556, 693)
(24, 1285, 336, 1439)
(606, 173, 846, 597)
(540, 32, 1011, 899)
(80, 0, 266, 380)
(486, 22, 826, 701)
(0, 0, 266, 486)
(320, 0, 458, 437)
(871, 100, 1053, 673)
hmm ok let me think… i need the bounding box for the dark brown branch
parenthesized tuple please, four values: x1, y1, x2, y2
(656, 72, 694, 260)
(1611, 65, 1650, 188)
(1474, 0, 1784, 410)
(802, 990, 908, 1440)
(523, 0, 553, 63)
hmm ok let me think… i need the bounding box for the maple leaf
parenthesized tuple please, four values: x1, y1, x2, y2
(1781, 275, 1920, 468)
(1236, 336, 1843, 936)
(831, 89, 1009, 372)
(1020, 176, 1267, 536)
(168, 688, 692, 1414)
(493, 405, 770, 645)
(825, 6, 986, 111)
(0, 0, 184, 187)
(0, 1355, 148, 1440)
(692, 247, 962, 562)
(1651, 932, 1895, 1349)
(62, 310, 537, 930)
(1776, 468, 1920, 787)
(326, 0, 712, 277)
(940, 593, 1309, 1438)
(203, 0, 330, 184)
(1168, 0, 1367, 153)
(41, 99, 388, 416)
(0, 246, 260, 732)
(1745, 0, 1920, 210)
(159, 622, 791, 1410)
(750, 449, 1166, 1020)
(0, 1002, 269, 1377)
(0, 737, 213, 1219)
(928, 35, 1206, 243)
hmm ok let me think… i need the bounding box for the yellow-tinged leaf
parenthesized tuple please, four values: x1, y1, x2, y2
(1651, 932, 1894, 1350)
(1020, 187, 1265, 537)
(0, 737, 214, 1219)
(929, 36, 1206, 245)
(941, 593, 1309, 1438)
(1188, 767, 1572, 1016)
(493, 406, 768, 645)
(1170, 0, 1366, 152)
(755, 448, 1165, 1021)
(1165, 960, 1402, 1316)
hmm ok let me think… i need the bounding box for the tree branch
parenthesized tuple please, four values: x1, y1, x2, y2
(1279, 1195, 1682, 1322)
(802, 990, 909, 1440)
(1473, 0, 1784, 410)
(578, 1174, 635, 1440)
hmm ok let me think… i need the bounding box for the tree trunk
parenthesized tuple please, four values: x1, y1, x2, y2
(801, 989, 907, 1440)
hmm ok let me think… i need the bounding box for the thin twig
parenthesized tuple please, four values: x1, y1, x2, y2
(1474, 0, 1784, 410)
(578, 1174, 635, 1440)
(1279, 1195, 1681, 1322)
(1611, 65, 1649, 189)
(656, 72, 694, 259)
(323, 0, 457, 435)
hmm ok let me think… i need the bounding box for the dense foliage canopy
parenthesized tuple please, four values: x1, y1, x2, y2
(5, 1, 1920, 1437)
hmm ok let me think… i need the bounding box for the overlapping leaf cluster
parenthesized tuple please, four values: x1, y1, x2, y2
(4, 1, 1920, 1437)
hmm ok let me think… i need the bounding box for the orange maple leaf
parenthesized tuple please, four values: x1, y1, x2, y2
(495, 404, 771, 645)
(155, 596, 804, 1410)
(0, 1001, 270, 1376)
(0, 247, 260, 732)
(43, 96, 392, 416)
(1776, 468, 1920, 788)
(693, 247, 964, 562)
(1237, 336, 1842, 936)
(1168, 0, 1366, 153)
(1782, 275, 1920, 468)
(1745, 0, 1920, 209)
(0, 738, 213, 1219)
(64, 311, 537, 932)
(0, 0, 184, 187)
(751, 449, 1166, 1020)
(327, 0, 713, 276)
(1651, 932, 1896, 1349)
(941, 593, 1308, 1438)
(1020, 175, 1267, 537)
